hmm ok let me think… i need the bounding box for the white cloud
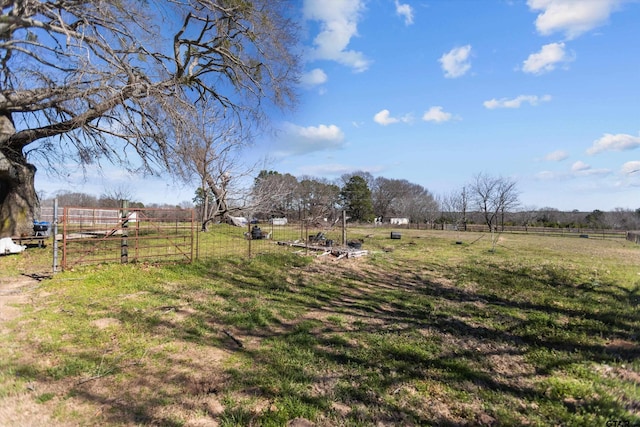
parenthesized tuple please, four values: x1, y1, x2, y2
(483, 94, 552, 109)
(303, 0, 371, 72)
(621, 161, 640, 175)
(422, 106, 452, 123)
(276, 122, 346, 156)
(571, 160, 611, 176)
(374, 109, 397, 125)
(300, 68, 328, 87)
(296, 123, 344, 141)
(527, 0, 625, 40)
(373, 109, 412, 126)
(587, 133, 640, 155)
(439, 45, 472, 78)
(395, 0, 414, 25)
(571, 160, 590, 172)
(522, 42, 571, 74)
(544, 150, 569, 161)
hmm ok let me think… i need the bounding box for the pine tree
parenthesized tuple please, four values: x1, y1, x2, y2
(340, 176, 374, 222)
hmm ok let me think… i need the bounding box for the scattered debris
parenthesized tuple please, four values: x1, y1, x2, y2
(0, 237, 26, 255)
(347, 239, 363, 249)
(277, 241, 368, 259)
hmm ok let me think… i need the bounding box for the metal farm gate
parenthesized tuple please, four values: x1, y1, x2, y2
(61, 205, 194, 270)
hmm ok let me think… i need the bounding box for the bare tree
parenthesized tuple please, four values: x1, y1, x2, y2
(98, 185, 138, 208)
(251, 170, 299, 220)
(297, 176, 341, 224)
(371, 177, 400, 219)
(53, 191, 99, 208)
(394, 181, 439, 225)
(440, 186, 468, 231)
(470, 173, 519, 250)
(536, 207, 561, 227)
(608, 207, 640, 230)
(0, 0, 299, 237)
(513, 205, 538, 231)
(370, 177, 439, 225)
(173, 106, 250, 230)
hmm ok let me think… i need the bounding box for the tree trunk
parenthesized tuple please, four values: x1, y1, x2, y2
(205, 175, 231, 225)
(0, 150, 37, 238)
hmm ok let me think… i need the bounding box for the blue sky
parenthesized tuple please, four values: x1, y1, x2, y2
(36, 0, 640, 211)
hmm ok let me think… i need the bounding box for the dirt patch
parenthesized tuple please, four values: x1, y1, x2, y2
(91, 317, 123, 329)
(0, 276, 81, 427)
(0, 392, 80, 427)
(0, 275, 40, 331)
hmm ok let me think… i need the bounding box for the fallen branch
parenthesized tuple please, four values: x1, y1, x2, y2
(223, 330, 244, 348)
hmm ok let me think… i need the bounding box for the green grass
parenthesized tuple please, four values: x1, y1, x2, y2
(0, 229, 639, 425)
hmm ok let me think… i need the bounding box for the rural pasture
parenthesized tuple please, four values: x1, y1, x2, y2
(1, 229, 639, 426)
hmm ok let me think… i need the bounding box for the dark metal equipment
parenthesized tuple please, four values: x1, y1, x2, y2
(33, 221, 50, 237)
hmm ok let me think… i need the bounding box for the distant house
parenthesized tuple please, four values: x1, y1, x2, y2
(270, 217, 288, 226)
(390, 217, 410, 225)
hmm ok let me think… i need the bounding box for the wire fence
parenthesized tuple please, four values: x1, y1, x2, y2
(60, 206, 194, 270)
(14, 203, 354, 274)
(195, 218, 349, 260)
(6, 201, 633, 276)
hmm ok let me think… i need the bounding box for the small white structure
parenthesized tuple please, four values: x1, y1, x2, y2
(228, 216, 248, 227)
(390, 217, 410, 225)
(270, 217, 288, 226)
(0, 238, 26, 255)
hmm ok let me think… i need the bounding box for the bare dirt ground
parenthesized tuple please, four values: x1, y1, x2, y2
(0, 274, 70, 426)
(0, 275, 39, 332)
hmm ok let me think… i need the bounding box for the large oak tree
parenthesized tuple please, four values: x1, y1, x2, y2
(0, 0, 299, 237)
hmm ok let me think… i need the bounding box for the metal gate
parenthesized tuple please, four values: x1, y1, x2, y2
(61, 206, 194, 270)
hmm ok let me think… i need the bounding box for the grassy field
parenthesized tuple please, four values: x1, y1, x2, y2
(0, 229, 639, 426)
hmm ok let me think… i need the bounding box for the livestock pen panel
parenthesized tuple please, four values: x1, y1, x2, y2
(61, 207, 194, 270)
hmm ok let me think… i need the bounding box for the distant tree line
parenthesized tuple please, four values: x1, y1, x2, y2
(40, 172, 640, 232)
(39, 187, 190, 211)
(501, 207, 640, 231)
(248, 170, 439, 225)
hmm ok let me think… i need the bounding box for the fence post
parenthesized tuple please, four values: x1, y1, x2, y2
(247, 221, 252, 259)
(62, 207, 68, 270)
(52, 198, 59, 273)
(342, 210, 347, 246)
(300, 220, 304, 241)
(191, 209, 196, 263)
(121, 200, 129, 264)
